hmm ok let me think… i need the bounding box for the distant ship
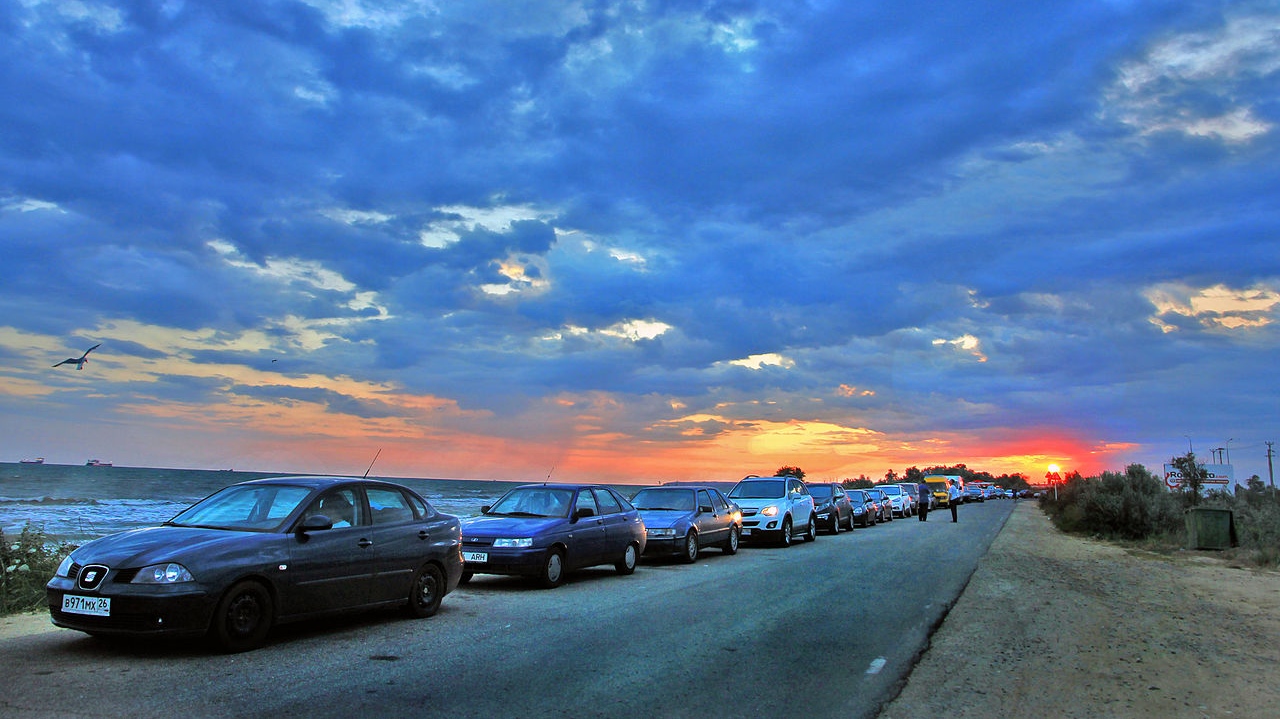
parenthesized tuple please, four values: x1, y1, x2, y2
(85, 459, 113, 467)
(20, 457, 45, 464)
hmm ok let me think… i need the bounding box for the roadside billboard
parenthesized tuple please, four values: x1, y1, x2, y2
(1163, 464, 1236, 493)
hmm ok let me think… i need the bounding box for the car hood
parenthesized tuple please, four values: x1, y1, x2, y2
(73, 525, 273, 568)
(635, 510, 691, 529)
(460, 514, 568, 537)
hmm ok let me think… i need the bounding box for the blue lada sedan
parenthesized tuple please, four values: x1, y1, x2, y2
(46, 476, 464, 652)
(459, 483, 646, 588)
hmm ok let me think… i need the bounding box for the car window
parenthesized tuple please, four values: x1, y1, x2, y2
(697, 489, 713, 510)
(367, 487, 416, 525)
(575, 489, 600, 517)
(406, 492, 435, 519)
(170, 484, 312, 531)
(304, 488, 362, 528)
(809, 485, 832, 499)
(709, 489, 730, 512)
(593, 488, 623, 515)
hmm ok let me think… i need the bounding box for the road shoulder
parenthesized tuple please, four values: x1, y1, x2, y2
(878, 501, 1280, 719)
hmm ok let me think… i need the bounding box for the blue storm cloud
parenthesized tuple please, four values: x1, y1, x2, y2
(1, 0, 1277, 478)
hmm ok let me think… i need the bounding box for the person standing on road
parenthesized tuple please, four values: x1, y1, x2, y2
(948, 480, 961, 523)
(917, 483, 930, 522)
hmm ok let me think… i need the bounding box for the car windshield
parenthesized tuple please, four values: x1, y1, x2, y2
(848, 490, 866, 501)
(729, 479, 785, 499)
(486, 487, 574, 518)
(168, 484, 313, 532)
(632, 488, 695, 511)
(881, 485, 900, 495)
(809, 485, 833, 499)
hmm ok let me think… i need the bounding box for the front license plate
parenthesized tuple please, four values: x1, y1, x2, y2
(741, 528, 752, 536)
(62, 594, 111, 617)
(463, 551, 488, 563)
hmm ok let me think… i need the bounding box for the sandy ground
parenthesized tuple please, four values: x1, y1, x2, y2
(6, 502, 1278, 719)
(879, 501, 1280, 719)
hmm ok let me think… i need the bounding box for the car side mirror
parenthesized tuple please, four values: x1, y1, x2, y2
(481, 504, 492, 514)
(298, 515, 333, 533)
(699, 505, 713, 513)
(572, 507, 596, 522)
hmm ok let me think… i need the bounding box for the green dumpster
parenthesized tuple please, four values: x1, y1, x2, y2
(1185, 507, 1237, 550)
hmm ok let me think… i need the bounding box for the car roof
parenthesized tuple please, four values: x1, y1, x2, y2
(512, 482, 613, 490)
(238, 476, 413, 491)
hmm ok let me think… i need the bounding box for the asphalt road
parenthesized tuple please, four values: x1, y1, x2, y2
(2, 500, 1015, 719)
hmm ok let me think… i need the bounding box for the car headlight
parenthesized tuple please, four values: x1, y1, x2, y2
(493, 538, 533, 548)
(132, 563, 194, 584)
(647, 528, 677, 538)
(761, 505, 779, 517)
(55, 555, 75, 578)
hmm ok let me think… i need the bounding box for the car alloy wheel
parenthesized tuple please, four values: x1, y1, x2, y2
(682, 532, 699, 563)
(723, 526, 740, 555)
(779, 516, 793, 547)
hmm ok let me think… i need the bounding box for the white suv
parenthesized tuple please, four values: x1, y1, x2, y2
(728, 475, 817, 547)
(878, 483, 912, 517)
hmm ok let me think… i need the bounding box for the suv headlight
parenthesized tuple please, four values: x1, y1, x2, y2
(493, 538, 533, 548)
(761, 505, 779, 517)
(132, 563, 194, 584)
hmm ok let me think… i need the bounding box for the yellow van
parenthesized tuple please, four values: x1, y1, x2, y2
(923, 475, 961, 508)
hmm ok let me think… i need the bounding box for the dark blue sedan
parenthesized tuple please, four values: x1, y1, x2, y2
(631, 484, 742, 562)
(46, 476, 464, 652)
(459, 483, 646, 588)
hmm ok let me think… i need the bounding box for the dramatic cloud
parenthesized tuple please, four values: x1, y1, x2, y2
(1, 0, 1276, 483)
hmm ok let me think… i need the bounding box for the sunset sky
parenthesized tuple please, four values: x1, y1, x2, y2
(2, 1, 1277, 485)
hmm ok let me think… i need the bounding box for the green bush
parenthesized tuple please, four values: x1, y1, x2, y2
(1, 525, 77, 616)
(1041, 465, 1280, 567)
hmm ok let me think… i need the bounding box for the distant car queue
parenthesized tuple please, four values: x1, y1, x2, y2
(46, 473, 1010, 652)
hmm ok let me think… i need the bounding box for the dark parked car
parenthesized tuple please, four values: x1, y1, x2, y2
(864, 487, 894, 523)
(459, 484, 646, 588)
(46, 476, 463, 652)
(631, 484, 741, 562)
(845, 489, 876, 527)
(808, 482, 855, 533)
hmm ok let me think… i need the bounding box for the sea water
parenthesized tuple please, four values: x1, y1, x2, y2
(0, 463, 536, 543)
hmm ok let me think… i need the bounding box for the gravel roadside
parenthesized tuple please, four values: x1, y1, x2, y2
(878, 501, 1280, 719)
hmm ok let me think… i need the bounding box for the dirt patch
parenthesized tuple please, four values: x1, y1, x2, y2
(878, 502, 1280, 719)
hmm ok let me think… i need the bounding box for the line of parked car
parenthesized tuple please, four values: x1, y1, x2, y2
(45, 473, 957, 653)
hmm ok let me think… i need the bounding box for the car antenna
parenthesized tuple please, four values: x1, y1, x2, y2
(363, 448, 382, 479)
(544, 465, 555, 486)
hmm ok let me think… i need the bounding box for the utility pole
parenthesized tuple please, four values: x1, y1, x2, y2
(1267, 441, 1275, 490)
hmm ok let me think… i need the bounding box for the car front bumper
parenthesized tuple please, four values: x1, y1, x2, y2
(46, 577, 215, 638)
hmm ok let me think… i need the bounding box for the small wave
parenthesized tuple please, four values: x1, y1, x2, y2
(0, 496, 102, 507)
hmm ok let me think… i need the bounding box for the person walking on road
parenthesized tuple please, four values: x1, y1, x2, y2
(917, 483, 931, 522)
(948, 479, 961, 523)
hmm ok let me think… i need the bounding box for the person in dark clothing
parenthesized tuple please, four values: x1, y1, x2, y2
(917, 483, 930, 521)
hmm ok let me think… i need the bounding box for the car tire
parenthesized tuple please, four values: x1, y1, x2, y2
(404, 563, 444, 618)
(681, 532, 700, 563)
(779, 516, 793, 547)
(722, 526, 740, 555)
(616, 542, 639, 575)
(537, 548, 565, 589)
(803, 515, 817, 542)
(829, 514, 840, 534)
(210, 580, 273, 653)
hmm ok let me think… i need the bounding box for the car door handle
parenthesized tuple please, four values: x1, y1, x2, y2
(357, 538, 373, 548)
(418, 530, 430, 540)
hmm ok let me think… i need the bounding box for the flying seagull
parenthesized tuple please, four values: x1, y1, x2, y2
(53, 343, 101, 370)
